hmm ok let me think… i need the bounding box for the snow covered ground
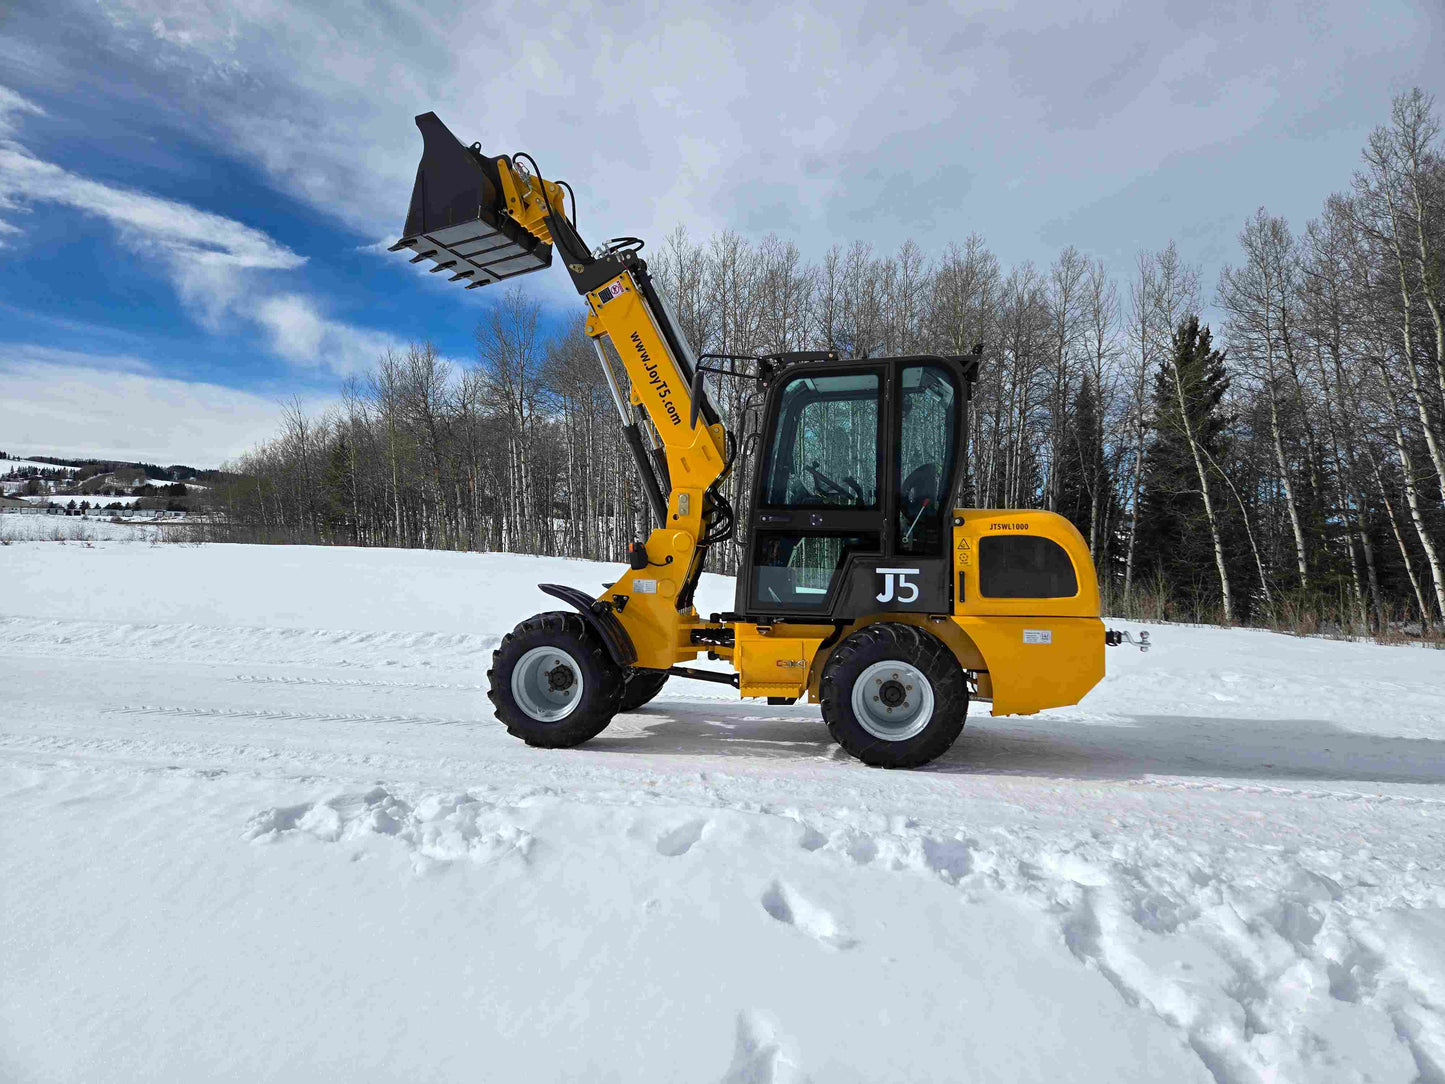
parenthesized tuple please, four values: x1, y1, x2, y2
(2, 542, 1443, 1084)
(14, 493, 150, 506)
(0, 515, 189, 542)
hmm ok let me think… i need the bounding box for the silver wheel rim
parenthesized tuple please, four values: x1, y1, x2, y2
(511, 646, 585, 722)
(851, 659, 934, 741)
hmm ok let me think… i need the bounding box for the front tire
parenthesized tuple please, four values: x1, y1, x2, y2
(820, 623, 968, 768)
(618, 669, 669, 712)
(487, 611, 623, 748)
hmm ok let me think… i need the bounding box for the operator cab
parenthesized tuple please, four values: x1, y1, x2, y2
(737, 354, 975, 619)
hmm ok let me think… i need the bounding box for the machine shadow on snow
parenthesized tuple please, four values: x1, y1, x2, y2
(595, 704, 838, 761)
(591, 702, 1445, 786)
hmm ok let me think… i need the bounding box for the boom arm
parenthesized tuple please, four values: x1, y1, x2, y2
(392, 112, 729, 664)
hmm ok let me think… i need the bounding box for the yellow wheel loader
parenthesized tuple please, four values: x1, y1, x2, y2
(392, 113, 1146, 768)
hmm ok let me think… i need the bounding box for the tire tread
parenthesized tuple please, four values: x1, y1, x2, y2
(618, 669, 669, 713)
(819, 622, 969, 768)
(486, 611, 623, 747)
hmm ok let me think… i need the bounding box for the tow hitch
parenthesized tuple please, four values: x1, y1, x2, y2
(1106, 629, 1151, 652)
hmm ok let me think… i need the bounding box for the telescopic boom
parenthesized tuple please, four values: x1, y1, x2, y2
(392, 113, 730, 647)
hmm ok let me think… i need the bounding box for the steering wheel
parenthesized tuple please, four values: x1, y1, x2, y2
(805, 462, 851, 501)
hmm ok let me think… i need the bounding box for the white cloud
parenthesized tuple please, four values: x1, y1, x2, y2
(0, 346, 317, 466)
(0, 104, 403, 372)
(253, 292, 399, 372)
(0, 146, 299, 272)
(0, 85, 44, 138)
(44, 0, 1442, 289)
(0, 87, 46, 247)
(0, 141, 304, 320)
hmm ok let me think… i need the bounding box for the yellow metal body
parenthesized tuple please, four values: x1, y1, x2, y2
(494, 157, 568, 246)
(784, 510, 1104, 716)
(495, 156, 1105, 718)
(950, 509, 1105, 715)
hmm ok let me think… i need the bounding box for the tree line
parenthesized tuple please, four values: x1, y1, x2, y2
(213, 89, 1445, 635)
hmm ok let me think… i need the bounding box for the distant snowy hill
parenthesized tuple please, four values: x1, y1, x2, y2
(0, 457, 79, 474)
(2, 544, 1442, 1083)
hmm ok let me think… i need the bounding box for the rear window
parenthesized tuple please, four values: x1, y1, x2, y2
(979, 536, 1078, 599)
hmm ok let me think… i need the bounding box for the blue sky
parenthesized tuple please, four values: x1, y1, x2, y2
(1, 0, 1442, 465)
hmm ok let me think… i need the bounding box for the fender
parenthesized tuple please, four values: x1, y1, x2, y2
(538, 584, 638, 668)
(804, 613, 987, 702)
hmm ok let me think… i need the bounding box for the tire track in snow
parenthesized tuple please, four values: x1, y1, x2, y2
(0, 616, 497, 670)
(1125, 775, 1445, 808)
(231, 674, 487, 691)
(105, 705, 475, 728)
(230, 672, 747, 702)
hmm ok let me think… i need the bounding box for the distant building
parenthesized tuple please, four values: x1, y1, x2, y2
(75, 468, 150, 495)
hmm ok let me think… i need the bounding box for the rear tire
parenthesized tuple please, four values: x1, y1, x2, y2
(487, 611, 623, 748)
(820, 623, 968, 768)
(618, 669, 669, 712)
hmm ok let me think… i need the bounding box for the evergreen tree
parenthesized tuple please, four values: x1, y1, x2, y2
(1134, 317, 1238, 617)
(321, 435, 356, 543)
(1056, 372, 1116, 559)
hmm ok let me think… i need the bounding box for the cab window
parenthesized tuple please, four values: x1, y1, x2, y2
(979, 536, 1078, 598)
(760, 372, 879, 509)
(751, 532, 880, 609)
(896, 363, 958, 555)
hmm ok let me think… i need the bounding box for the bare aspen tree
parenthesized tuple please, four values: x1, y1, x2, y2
(1218, 209, 1311, 590)
(1044, 247, 1088, 512)
(1122, 251, 1158, 597)
(1302, 198, 1384, 627)
(888, 239, 929, 354)
(1366, 443, 1433, 625)
(1355, 105, 1445, 502)
(476, 287, 546, 552)
(1079, 257, 1120, 557)
(1389, 90, 1445, 416)
(928, 236, 1000, 503)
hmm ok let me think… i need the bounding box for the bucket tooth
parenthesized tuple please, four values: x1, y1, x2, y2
(390, 112, 552, 293)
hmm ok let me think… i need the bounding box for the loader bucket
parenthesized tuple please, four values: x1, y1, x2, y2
(389, 112, 552, 290)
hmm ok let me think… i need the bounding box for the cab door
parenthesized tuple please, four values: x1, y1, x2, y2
(736, 365, 886, 617)
(735, 358, 965, 619)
